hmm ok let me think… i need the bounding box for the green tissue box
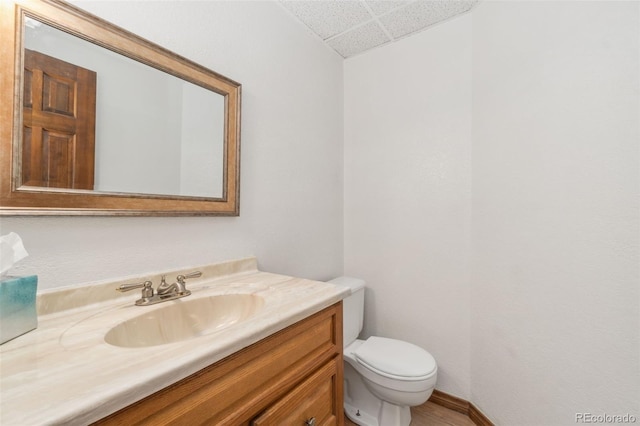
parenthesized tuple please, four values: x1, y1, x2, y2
(0, 275, 37, 344)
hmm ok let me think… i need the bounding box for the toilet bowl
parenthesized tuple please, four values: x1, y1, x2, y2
(328, 277, 437, 426)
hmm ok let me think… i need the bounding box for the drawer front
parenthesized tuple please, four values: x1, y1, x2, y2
(94, 302, 342, 426)
(252, 357, 340, 426)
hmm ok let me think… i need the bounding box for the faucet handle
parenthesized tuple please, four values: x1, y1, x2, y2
(177, 271, 202, 284)
(117, 281, 145, 292)
(117, 280, 154, 298)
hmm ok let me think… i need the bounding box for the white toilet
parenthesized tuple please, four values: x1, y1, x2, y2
(329, 277, 437, 426)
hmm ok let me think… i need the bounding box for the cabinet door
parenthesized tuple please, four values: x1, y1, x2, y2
(252, 357, 340, 426)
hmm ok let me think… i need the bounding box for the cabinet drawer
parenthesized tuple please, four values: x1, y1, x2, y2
(252, 357, 340, 426)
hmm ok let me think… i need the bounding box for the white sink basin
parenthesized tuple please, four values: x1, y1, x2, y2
(104, 294, 264, 348)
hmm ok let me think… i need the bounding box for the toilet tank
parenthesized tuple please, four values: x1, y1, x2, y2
(328, 276, 365, 347)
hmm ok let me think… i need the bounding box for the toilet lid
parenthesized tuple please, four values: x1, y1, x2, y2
(354, 336, 437, 380)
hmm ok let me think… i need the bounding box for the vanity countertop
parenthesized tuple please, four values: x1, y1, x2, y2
(0, 258, 348, 426)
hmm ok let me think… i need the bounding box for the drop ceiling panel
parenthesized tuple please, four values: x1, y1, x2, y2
(327, 21, 390, 58)
(365, 0, 411, 17)
(279, 0, 479, 58)
(280, 0, 372, 39)
(379, 0, 476, 39)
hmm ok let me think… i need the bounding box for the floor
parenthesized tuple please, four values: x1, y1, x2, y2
(343, 401, 476, 426)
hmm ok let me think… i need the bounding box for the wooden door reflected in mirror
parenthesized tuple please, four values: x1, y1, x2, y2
(22, 49, 97, 190)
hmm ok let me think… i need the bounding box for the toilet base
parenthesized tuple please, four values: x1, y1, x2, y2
(344, 402, 379, 426)
(344, 398, 411, 426)
(344, 360, 412, 426)
(379, 402, 411, 426)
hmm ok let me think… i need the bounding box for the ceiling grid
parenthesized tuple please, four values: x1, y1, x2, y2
(279, 0, 478, 58)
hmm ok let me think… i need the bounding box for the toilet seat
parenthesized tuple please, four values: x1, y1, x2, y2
(354, 336, 437, 381)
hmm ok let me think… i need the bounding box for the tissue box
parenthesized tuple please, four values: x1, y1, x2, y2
(0, 275, 37, 344)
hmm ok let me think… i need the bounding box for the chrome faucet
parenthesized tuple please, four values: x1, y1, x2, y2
(116, 271, 202, 306)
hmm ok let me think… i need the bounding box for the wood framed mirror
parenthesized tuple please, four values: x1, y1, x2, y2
(0, 0, 241, 216)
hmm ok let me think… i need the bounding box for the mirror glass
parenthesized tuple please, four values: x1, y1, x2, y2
(23, 17, 225, 199)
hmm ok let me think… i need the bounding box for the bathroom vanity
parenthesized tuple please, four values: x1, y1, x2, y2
(95, 304, 343, 425)
(0, 258, 348, 425)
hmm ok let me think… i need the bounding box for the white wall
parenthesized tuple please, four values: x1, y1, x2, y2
(1, 0, 344, 290)
(345, 0, 639, 423)
(344, 14, 473, 398)
(471, 1, 639, 424)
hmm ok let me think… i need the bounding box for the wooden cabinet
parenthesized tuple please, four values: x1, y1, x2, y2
(93, 302, 344, 426)
(252, 358, 340, 426)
